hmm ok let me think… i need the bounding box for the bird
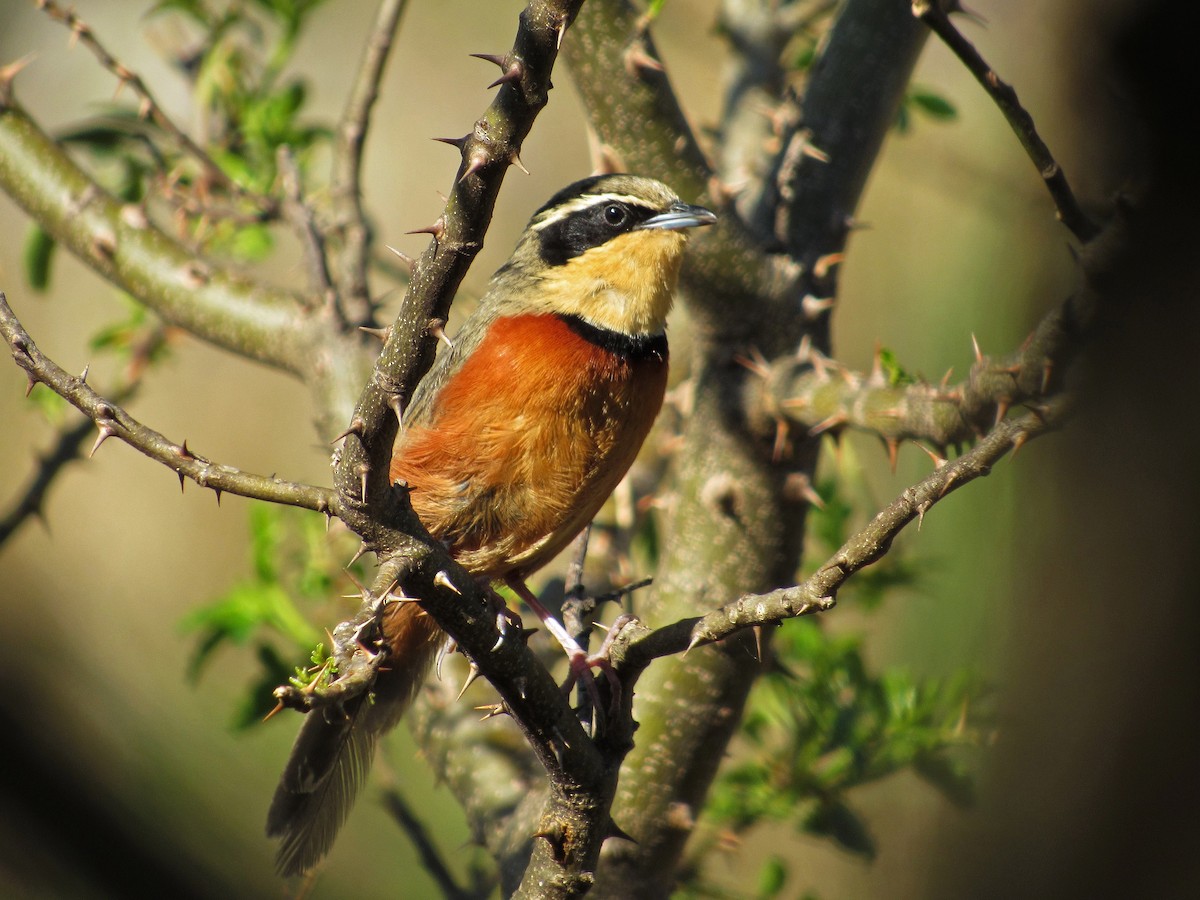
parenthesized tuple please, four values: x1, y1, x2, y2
(266, 174, 716, 876)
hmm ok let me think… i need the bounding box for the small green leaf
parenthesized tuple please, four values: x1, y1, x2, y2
(756, 855, 788, 899)
(23, 226, 56, 291)
(27, 386, 69, 424)
(910, 89, 958, 121)
(877, 346, 916, 386)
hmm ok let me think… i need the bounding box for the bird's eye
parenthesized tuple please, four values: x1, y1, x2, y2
(603, 204, 628, 227)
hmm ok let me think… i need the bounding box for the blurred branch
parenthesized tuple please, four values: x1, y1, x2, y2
(382, 789, 490, 900)
(34, 0, 277, 216)
(0, 97, 309, 373)
(1, 291, 335, 513)
(0, 383, 135, 547)
(913, 1, 1101, 243)
(331, 0, 410, 326)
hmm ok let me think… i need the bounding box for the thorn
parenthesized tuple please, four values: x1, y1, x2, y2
(813, 252, 844, 279)
(623, 42, 664, 77)
(885, 437, 900, 473)
(807, 411, 846, 437)
(427, 318, 453, 349)
(261, 699, 285, 723)
(605, 818, 637, 843)
(476, 702, 508, 720)
(772, 418, 789, 463)
(783, 472, 825, 508)
(971, 332, 983, 364)
(432, 134, 469, 150)
(0, 53, 37, 90)
(213, 487, 222, 506)
(89, 421, 116, 457)
(388, 393, 404, 430)
(434, 570, 461, 595)
(801, 294, 836, 320)
(178, 471, 185, 493)
(384, 244, 415, 271)
(509, 150, 530, 175)
(24, 374, 36, 398)
(332, 417, 365, 444)
(732, 346, 770, 379)
(78, 364, 90, 383)
(940, 367, 955, 390)
(358, 463, 369, 502)
(795, 334, 813, 363)
(1041, 359, 1054, 395)
(1011, 430, 1029, 457)
(178, 440, 195, 459)
(456, 662, 481, 701)
(993, 399, 1010, 427)
(911, 441, 947, 469)
(348, 541, 368, 567)
(487, 61, 524, 89)
(938, 469, 960, 499)
(554, 17, 567, 49)
(469, 52, 507, 70)
(359, 324, 391, 343)
(406, 218, 445, 244)
(916, 500, 931, 531)
(752, 625, 765, 663)
(458, 148, 489, 182)
(683, 629, 704, 658)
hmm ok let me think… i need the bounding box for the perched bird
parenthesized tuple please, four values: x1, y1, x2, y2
(267, 174, 716, 876)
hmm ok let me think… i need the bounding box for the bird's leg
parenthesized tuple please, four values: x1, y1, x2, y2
(504, 575, 611, 728)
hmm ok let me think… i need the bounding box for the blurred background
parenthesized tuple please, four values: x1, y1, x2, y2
(3, 0, 1196, 897)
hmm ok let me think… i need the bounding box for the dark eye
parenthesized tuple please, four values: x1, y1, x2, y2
(603, 204, 627, 227)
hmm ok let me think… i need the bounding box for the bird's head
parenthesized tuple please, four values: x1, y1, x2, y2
(495, 174, 717, 336)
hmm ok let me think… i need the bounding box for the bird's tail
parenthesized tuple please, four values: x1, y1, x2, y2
(266, 600, 443, 876)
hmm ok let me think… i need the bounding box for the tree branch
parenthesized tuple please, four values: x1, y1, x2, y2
(33, 0, 278, 216)
(912, 0, 1101, 243)
(0, 98, 309, 373)
(616, 400, 1065, 669)
(331, 0, 410, 326)
(1, 292, 335, 513)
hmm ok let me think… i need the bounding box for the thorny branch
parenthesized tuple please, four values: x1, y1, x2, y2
(618, 400, 1065, 670)
(0, 292, 336, 514)
(912, 0, 1100, 243)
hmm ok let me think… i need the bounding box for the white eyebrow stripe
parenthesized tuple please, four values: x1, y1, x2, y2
(530, 192, 658, 231)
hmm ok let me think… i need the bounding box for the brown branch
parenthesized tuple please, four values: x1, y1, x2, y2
(330, 0, 410, 327)
(912, 0, 1101, 243)
(33, 0, 277, 216)
(331, 0, 584, 540)
(1, 291, 336, 514)
(0, 383, 135, 546)
(277, 145, 334, 305)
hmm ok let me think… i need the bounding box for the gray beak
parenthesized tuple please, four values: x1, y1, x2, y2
(636, 201, 718, 232)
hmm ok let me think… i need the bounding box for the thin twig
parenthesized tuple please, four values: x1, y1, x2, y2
(382, 790, 486, 900)
(912, 0, 1100, 243)
(1, 291, 336, 514)
(623, 400, 1065, 667)
(35, 0, 277, 216)
(277, 145, 334, 305)
(0, 384, 133, 546)
(331, 0, 410, 326)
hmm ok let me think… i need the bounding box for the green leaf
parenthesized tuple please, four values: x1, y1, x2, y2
(756, 855, 788, 899)
(23, 226, 56, 291)
(910, 89, 958, 121)
(877, 346, 917, 386)
(27, 386, 69, 424)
